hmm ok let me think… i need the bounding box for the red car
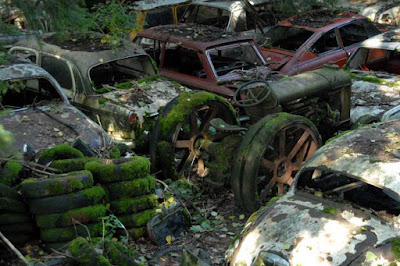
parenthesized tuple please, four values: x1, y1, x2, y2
(259, 10, 381, 76)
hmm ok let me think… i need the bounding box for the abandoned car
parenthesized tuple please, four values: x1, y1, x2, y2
(259, 10, 381, 76)
(227, 119, 400, 265)
(345, 28, 400, 124)
(136, 24, 353, 211)
(9, 35, 189, 151)
(0, 59, 113, 154)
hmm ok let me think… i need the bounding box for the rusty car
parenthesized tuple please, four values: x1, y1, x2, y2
(0, 58, 113, 155)
(227, 119, 400, 265)
(9, 34, 189, 151)
(136, 24, 353, 211)
(258, 10, 381, 76)
(345, 28, 400, 124)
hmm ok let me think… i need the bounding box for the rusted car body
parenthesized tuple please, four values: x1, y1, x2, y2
(128, 0, 191, 40)
(0, 61, 113, 154)
(345, 28, 400, 123)
(227, 119, 400, 265)
(10, 36, 188, 149)
(259, 10, 380, 76)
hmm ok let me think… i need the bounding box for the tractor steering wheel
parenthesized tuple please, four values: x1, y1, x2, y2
(233, 80, 272, 108)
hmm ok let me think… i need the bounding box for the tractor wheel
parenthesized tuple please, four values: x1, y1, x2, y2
(232, 113, 322, 212)
(155, 94, 237, 180)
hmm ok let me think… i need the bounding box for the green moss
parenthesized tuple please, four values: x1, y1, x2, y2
(98, 98, 108, 104)
(97, 255, 112, 266)
(134, 117, 155, 152)
(36, 204, 107, 229)
(105, 241, 137, 265)
(105, 176, 155, 200)
(68, 237, 111, 265)
(115, 81, 133, 89)
(110, 194, 158, 214)
(42, 223, 103, 242)
(322, 207, 337, 216)
(110, 146, 121, 159)
(391, 237, 400, 260)
(326, 130, 353, 144)
(266, 196, 282, 207)
(347, 71, 400, 87)
(85, 161, 115, 182)
(137, 76, 159, 84)
(81, 186, 106, 201)
(0, 160, 22, 186)
(95, 87, 112, 94)
(159, 91, 236, 137)
(50, 157, 101, 173)
(156, 141, 177, 179)
(39, 144, 84, 164)
(117, 209, 156, 227)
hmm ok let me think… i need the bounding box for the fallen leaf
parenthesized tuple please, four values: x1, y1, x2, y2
(53, 127, 60, 132)
(60, 113, 70, 119)
(239, 214, 245, 220)
(106, 203, 110, 209)
(229, 216, 235, 220)
(366, 251, 377, 262)
(190, 225, 203, 232)
(232, 223, 241, 227)
(194, 233, 201, 238)
(282, 243, 291, 250)
(58, 132, 64, 136)
(211, 211, 218, 217)
(166, 235, 173, 244)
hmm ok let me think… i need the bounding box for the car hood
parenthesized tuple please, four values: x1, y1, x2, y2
(260, 49, 293, 71)
(0, 103, 113, 154)
(228, 192, 399, 265)
(99, 78, 190, 125)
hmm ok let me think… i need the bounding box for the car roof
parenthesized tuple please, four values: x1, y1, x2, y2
(278, 10, 367, 32)
(190, 0, 270, 11)
(298, 120, 400, 198)
(360, 28, 400, 51)
(137, 23, 254, 50)
(14, 35, 150, 73)
(130, 0, 191, 11)
(0, 62, 53, 81)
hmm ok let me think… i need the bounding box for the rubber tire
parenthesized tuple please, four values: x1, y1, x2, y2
(0, 183, 21, 200)
(2, 232, 32, 245)
(29, 186, 105, 214)
(116, 227, 146, 241)
(105, 240, 140, 265)
(21, 171, 93, 199)
(0, 223, 33, 233)
(105, 176, 155, 200)
(232, 113, 321, 213)
(0, 197, 27, 213)
(117, 209, 156, 228)
(0, 213, 32, 225)
(40, 222, 102, 243)
(110, 194, 158, 215)
(352, 114, 380, 129)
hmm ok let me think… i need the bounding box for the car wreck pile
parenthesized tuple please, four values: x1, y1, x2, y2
(3, 2, 400, 265)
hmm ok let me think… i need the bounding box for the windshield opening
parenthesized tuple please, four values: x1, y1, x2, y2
(262, 26, 314, 52)
(0, 78, 62, 109)
(208, 44, 263, 77)
(297, 169, 400, 215)
(348, 48, 400, 75)
(89, 55, 156, 92)
(182, 5, 230, 29)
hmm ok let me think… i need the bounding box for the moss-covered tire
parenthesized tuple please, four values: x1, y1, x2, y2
(2, 232, 32, 245)
(38, 144, 84, 165)
(0, 197, 27, 213)
(0, 213, 31, 225)
(105, 176, 155, 200)
(36, 204, 107, 229)
(44, 241, 70, 251)
(29, 186, 105, 214)
(117, 209, 156, 228)
(41, 223, 103, 243)
(105, 240, 139, 265)
(21, 171, 93, 199)
(110, 194, 158, 214)
(232, 113, 322, 213)
(0, 223, 33, 233)
(116, 227, 146, 241)
(0, 183, 21, 200)
(50, 158, 101, 173)
(152, 92, 238, 180)
(68, 237, 111, 266)
(85, 156, 150, 183)
(0, 161, 22, 186)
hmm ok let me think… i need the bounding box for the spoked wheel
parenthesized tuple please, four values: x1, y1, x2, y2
(156, 97, 237, 180)
(232, 113, 322, 212)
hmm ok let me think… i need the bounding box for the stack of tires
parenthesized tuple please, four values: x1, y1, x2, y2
(0, 183, 33, 246)
(20, 170, 107, 249)
(85, 156, 159, 240)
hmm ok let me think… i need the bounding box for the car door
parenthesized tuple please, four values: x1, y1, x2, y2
(294, 29, 348, 75)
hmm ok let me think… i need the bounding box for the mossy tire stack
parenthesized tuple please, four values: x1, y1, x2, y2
(0, 184, 33, 245)
(20, 170, 107, 248)
(85, 156, 158, 240)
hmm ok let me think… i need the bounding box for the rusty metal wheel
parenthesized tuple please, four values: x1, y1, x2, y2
(232, 113, 322, 212)
(156, 98, 237, 180)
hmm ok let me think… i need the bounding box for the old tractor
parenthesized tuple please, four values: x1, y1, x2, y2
(152, 65, 351, 212)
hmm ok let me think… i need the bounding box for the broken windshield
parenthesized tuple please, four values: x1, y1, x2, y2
(89, 55, 156, 91)
(348, 47, 400, 75)
(262, 26, 314, 52)
(297, 169, 400, 215)
(182, 5, 230, 29)
(207, 43, 264, 78)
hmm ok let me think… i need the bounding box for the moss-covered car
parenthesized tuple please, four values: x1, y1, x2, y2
(0, 59, 113, 154)
(9, 35, 189, 150)
(227, 119, 400, 265)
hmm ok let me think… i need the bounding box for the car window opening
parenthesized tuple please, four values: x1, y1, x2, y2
(183, 5, 230, 29)
(163, 45, 206, 78)
(262, 26, 314, 52)
(0, 78, 62, 109)
(297, 170, 400, 216)
(349, 48, 400, 75)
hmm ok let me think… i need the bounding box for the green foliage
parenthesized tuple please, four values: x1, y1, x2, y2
(322, 206, 337, 216)
(38, 144, 84, 164)
(102, 214, 126, 241)
(0, 160, 22, 186)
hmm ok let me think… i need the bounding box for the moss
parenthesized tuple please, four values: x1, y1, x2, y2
(0, 197, 27, 212)
(68, 237, 111, 265)
(138, 76, 160, 84)
(117, 209, 156, 227)
(50, 157, 101, 173)
(266, 196, 282, 207)
(38, 144, 84, 165)
(110, 146, 121, 159)
(36, 204, 107, 229)
(105, 176, 156, 200)
(326, 130, 353, 144)
(97, 255, 111, 266)
(115, 82, 133, 89)
(105, 241, 137, 265)
(42, 223, 103, 242)
(0, 213, 31, 225)
(322, 207, 337, 216)
(391, 237, 400, 260)
(347, 71, 400, 87)
(156, 141, 177, 179)
(110, 194, 158, 214)
(134, 117, 155, 152)
(81, 186, 106, 201)
(86, 156, 150, 183)
(0, 160, 22, 186)
(98, 98, 108, 104)
(159, 91, 236, 137)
